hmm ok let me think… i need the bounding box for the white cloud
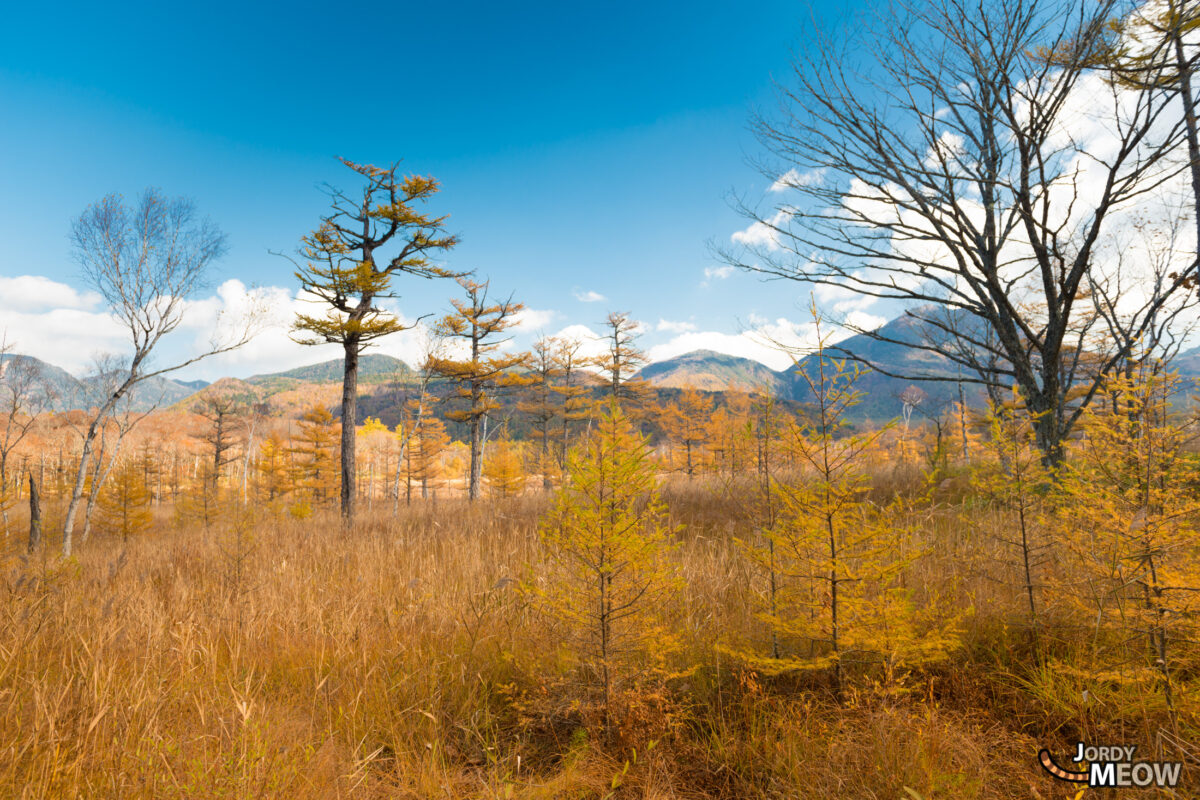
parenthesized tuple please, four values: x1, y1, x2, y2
(769, 168, 825, 193)
(656, 318, 696, 334)
(731, 210, 789, 251)
(702, 265, 734, 284)
(573, 289, 606, 303)
(0, 275, 103, 313)
(513, 307, 559, 333)
(844, 310, 887, 334)
(645, 316, 869, 372)
(0, 275, 445, 381)
(548, 324, 609, 366)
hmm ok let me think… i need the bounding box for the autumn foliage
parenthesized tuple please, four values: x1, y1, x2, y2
(3, 357, 1200, 798)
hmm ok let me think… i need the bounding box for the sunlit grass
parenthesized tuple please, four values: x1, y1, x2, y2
(0, 485, 1191, 798)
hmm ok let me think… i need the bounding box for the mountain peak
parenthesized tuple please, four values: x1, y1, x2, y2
(637, 350, 782, 393)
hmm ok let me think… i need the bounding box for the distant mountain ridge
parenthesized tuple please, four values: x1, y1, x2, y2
(0, 354, 205, 412)
(14, 310, 1200, 419)
(637, 349, 783, 393)
(246, 354, 412, 392)
(632, 314, 978, 420)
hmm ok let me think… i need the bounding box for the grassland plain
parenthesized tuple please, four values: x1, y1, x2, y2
(3, 474, 1192, 799)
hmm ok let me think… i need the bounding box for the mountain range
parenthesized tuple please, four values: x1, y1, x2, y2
(10, 312, 1200, 421)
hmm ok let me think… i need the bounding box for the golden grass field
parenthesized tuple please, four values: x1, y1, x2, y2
(3, 472, 1193, 799)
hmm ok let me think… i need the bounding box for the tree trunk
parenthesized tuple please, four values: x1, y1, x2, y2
(1029, 395, 1065, 469)
(468, 381, 483, 501)
(341, 339, 360, 524)
(61, 417, 102, 557)
(242, 419, 256, 505)
(1171, 17, 1200, 268)
(27, 472, 41, 553)
(1, 456, 8, 535)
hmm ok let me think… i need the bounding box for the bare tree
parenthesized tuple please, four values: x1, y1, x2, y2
(78, 389, 155, 546)
(0, 337, 51, 535)
(27, 472, 42, 553)
(723, 0, 1197, 464)
(241, 401, 270, 505)
(1096, 0, 1200, 265)
(62, 189, 260, 556)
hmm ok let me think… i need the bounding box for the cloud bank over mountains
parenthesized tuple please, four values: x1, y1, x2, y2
(1, 273, 869, 380)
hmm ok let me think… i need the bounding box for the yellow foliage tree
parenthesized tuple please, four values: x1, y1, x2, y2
(732, 328, 960, 701)
(430, 277, 528, 500)
(1052, 370, 1200, 725)
(357, 416, 392, 505)
(96, 457, 152, 542)
(530, 404, 682, 729)
(290, 405, 339, 509)
(664, 387, 712, 477)
(484, 435, 526, 498)
(256, 432, 292, 509)
(291, 158, 461, 522)
(404, 416, 448, 502)
(968, 396, 1055, 656)
(175, 457, 223, 532)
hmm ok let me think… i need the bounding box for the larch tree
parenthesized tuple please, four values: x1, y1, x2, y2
(429, 277, 528, 501)
(732, 319, 960, 702)
(63, 189, 260, 556)
(529, 403, 682, 729)
(291, 158, 461, 524)
(1054, 369, 1200, 727)
(550, 336, 592, 474)
(289, 405, 340, 510)
(519, 336, 563, 489)
(483, 433, 526, 498)
(388, 333, 444, 514)
(594, 311, 651, 411)
(969, 394, 1055, 657)
(96, 456, 153, 542)
(195, 393, 245, 488)
(256, 432, 292, 507)
(664, 387, 713, 478)
(1088, 0, 1200, 267)
(407, 415, 448, 502)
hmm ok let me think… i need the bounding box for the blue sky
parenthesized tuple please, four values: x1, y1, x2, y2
(0, 0, 873, 379)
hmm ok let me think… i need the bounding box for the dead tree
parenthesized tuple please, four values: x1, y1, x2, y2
(62, 189, 260, 556)
(0, 337, 51, 534)
(723, 0, 1198, 465)
(27, 472, 41, 553)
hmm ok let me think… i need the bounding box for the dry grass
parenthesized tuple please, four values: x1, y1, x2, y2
(0, 484, 1192, 798)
